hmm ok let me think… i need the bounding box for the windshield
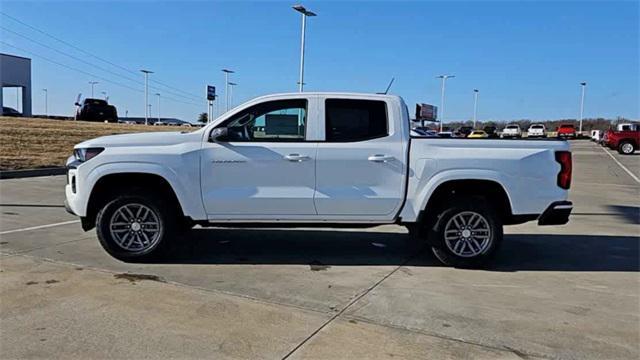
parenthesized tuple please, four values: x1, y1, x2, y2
(506, 125, 519, 129)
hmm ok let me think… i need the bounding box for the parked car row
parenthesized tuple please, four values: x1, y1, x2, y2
(411, 123, 581, 140)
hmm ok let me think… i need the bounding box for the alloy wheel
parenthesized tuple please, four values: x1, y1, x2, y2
(444, 211, 492, 258)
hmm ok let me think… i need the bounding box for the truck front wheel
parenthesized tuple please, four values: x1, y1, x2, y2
(428, 198, 503, 268)
(95, 191, 177, 262)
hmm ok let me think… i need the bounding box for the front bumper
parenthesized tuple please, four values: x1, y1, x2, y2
(538, 201, 572, 225)
(64, 199, 76, 216)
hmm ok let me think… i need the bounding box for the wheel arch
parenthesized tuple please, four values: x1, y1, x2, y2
(84, 172, 186, 231)
(420, 178, 515, 224)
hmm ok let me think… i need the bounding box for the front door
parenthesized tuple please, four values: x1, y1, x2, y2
(201, 98, 318, 218)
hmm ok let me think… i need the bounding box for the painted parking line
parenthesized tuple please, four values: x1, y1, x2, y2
(600, 146, 640, 184)
(0, 220, 80, 235)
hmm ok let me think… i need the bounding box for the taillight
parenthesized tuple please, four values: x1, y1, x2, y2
(555, 151, 572, 189)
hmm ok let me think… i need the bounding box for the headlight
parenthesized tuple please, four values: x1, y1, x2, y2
(73, 147, 104, 162)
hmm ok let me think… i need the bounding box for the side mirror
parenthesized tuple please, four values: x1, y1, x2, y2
(210, 127, 228, 142)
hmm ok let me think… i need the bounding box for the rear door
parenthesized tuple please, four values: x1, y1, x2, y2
(314, 97, 407, 220)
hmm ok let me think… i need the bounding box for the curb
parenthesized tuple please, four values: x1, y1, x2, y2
(0, 167, 67, 179)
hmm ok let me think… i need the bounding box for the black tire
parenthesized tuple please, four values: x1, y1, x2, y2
(95, 190, 177, 262)
(427, 197, 503, 268)
(618, 141, 636, 155)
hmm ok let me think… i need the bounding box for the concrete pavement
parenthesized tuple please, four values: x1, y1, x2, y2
(1, 140, 638, 359)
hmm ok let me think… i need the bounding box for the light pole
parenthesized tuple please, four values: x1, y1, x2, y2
(155, 93, 161, 122)
(42, 88, 48, 118)
(101, 91, 108, 100)
(472, 89, 479, 129)
(222, 69, 234, 112)
(579, 82, 587, 135)
(436, 75, 455, 132)
(89, 81, 98, 97)
(228, 82, 237, 108)
(141, 70, 153, 125)
(293, 5, 316, 92)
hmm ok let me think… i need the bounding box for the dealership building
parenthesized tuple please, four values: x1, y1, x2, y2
(0, 53, 32, 116)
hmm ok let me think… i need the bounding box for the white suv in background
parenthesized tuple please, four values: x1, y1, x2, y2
(501, 124, 522, 138)
(527, 124, 546, 138)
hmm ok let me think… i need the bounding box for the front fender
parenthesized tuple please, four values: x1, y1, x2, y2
(75, 161, 206, 220)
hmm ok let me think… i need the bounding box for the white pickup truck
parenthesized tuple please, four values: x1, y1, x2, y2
(65, 92, 573, 268)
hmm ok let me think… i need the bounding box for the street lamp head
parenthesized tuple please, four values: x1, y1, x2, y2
(222, 69, 235, 74)
(474, 89, 479, 92)
(436, 75, 455, 79)
(155, 93, 161, 96)
(228, 82, 237, 86)
(580, 82, 587, 86)
(293, 4, 316, 16)
(140, 69, 154, 74)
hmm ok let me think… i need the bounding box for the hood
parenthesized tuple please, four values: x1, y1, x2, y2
(75, 130, 201, 149)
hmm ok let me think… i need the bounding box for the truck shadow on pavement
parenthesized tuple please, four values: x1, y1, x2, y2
(159, 229, 639, 272)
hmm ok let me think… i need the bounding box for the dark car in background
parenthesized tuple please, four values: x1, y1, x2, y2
(75, 98, 118, 122)
(455, 126, 473, 137)
(2, 107, 22, 117)
(483, 126, 498, 138)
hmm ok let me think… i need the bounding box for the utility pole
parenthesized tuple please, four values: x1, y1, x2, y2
(42, 88, 48, 118)
(436, 75, 455, 133)
(222, 69, 234, 112)
(579, 82, 587, 136)
(156, 93, 161, 122)
(293, 5, 317, 92)
(473, 89, 479, 129)
(89, 81, 98, 97)
(141, 70, 153, 125)
(228, 82, 237, 109)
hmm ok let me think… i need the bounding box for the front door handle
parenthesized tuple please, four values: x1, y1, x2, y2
(368, 154, 393, 162)
(284, 154, 311, 162)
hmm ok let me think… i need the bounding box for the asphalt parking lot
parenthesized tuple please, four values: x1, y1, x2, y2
(1, 141, 638, 359)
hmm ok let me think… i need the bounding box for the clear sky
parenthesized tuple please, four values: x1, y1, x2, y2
(1, 1, 638, 123)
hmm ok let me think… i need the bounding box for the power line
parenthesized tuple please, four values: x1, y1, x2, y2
(0, 41, 202, 108)
(0, 11, 202, 100)
(1, 25, 201, 102)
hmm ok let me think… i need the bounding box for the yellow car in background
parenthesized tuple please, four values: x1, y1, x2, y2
(467, 130, 489, 138)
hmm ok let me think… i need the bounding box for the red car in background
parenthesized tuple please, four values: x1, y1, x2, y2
(605, 126, 639, 155)
(557, 124, 577, 138)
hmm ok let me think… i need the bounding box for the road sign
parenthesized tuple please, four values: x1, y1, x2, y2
(416, 103, 438, 121)
(207, 85, 216, 101)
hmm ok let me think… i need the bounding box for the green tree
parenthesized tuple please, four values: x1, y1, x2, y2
(197, 112, 208, 123)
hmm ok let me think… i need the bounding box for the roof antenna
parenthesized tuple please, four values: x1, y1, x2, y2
(378, 77, 395, 95)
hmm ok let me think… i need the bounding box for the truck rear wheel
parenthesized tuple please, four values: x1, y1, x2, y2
(428, 198, 503, 268)
(618, 141, 635, 155)
(95, 191, 177, 262)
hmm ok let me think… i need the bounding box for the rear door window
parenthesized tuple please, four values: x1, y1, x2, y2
(325, 99, 388, 142)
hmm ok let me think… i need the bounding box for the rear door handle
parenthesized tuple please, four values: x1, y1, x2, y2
(368, 154, 393, 162)
(284, 154, 311, 162)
